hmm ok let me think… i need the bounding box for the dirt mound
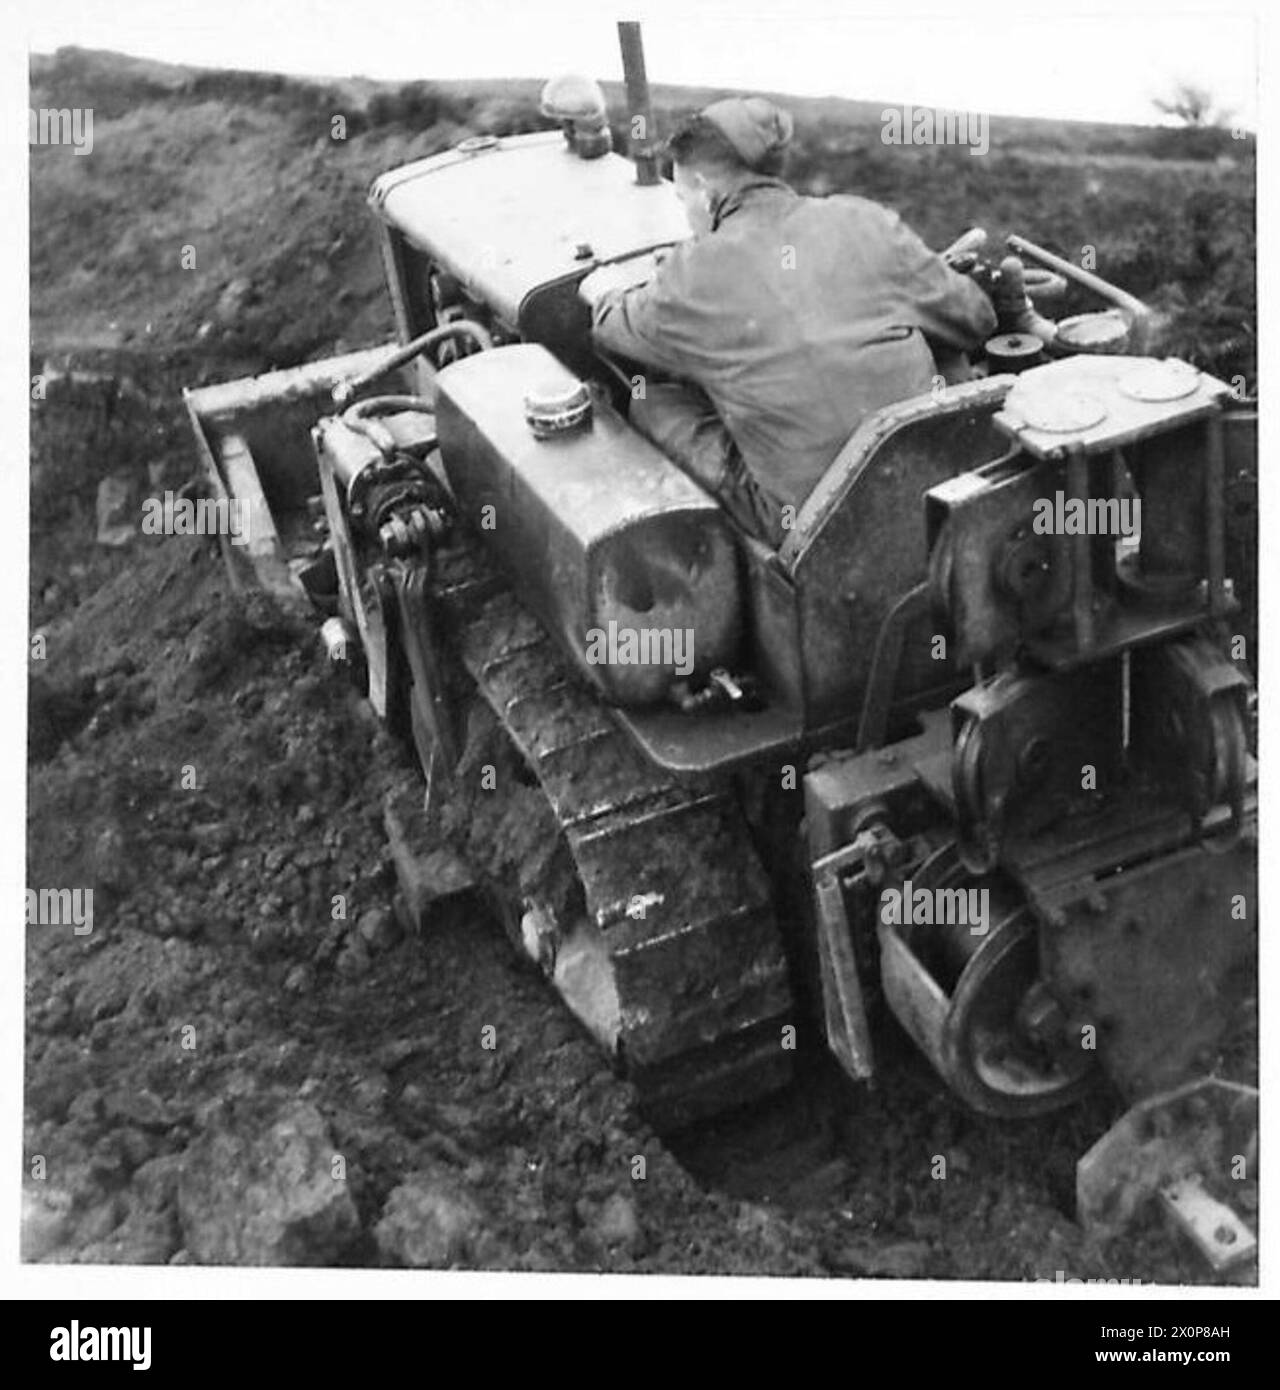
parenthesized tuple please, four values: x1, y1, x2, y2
(23, 523, 835, 1272)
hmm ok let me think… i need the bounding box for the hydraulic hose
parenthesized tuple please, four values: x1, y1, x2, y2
(331, 320, 493, 408)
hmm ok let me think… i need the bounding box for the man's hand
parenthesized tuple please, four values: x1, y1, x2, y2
(578, 252, 664, 307)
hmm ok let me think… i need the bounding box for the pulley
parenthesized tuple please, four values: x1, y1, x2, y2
(1128, 635, 1250, 840)
(878, 844, 1095, 1116)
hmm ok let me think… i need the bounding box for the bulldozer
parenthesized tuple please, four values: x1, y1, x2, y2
(185, 23, 1258, 1271)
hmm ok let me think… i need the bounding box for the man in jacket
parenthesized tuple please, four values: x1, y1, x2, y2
(582, 97, 996, 545)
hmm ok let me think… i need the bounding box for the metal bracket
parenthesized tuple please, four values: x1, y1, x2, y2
(856, 582, 930, 753)
(1077, 1078, 1258, 1274)
(809, 826, 897, 1084)
(387, 561, 458, 775)
(812, 866, 874, 1082)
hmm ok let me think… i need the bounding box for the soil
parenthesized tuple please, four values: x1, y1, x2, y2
(30, 522, 1247, 1279)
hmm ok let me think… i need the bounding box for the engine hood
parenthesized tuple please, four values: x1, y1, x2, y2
(368, 131, 690, 325)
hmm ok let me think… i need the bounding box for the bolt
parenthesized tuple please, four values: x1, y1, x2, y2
(1017, 983, 1066, 1046)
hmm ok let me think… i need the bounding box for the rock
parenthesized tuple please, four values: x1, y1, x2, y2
(836, 1238, 931, 1279)
(21, 1185, 76, 1261)
(283, 964, 314, 995)
(732, 1201, 790, 1256)
(594, 1193, 641, 1249)
(177, 1098, 360, 1265)
(215, 277, 255, 326)
(383, 790, 474, 930)
(377, 1037, 434, 1070)
(116, 1126, 160, 1173)
(249, 917, 289, 960)
(74, 1204, 178, 1265)
(28, 672, 97, 762)
(95, 473, 137, 547)
(92, 823, 133, 890)
(397, 1082, 428, 1114)
(353, 1072, 389, 1112)
(75, 1192, 127, 1245)
(357, 907, 400, 954)
(167, 914, 203, 941)
(103, 1088, 176, 1133)
(191, 822, 236, 854)
(67, 1088, 105, 1127)
(374, 1171, 484, 1268)
(41, 994, 73, 1032)
(88, 1142, 127, 1186)
(335, 938, 371, 979)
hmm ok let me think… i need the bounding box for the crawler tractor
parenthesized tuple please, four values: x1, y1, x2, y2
(186, 23, 1258, 1268)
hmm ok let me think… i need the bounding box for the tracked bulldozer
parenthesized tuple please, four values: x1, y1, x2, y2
(185, 22, 1257, 1270)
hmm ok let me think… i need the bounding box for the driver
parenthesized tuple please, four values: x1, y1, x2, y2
(583, 97, 996, 546)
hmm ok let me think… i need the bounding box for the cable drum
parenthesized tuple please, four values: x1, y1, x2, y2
(880, 843, 1096, 1117)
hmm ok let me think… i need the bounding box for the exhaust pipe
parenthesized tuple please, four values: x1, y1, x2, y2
(617, 21, 660, 185)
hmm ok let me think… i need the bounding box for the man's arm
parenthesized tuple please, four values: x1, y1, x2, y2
(890, 214, 998, 352)
(585, 246, 709, 378)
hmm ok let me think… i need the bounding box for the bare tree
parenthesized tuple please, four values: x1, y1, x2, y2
(1153, 81, 1231, 128)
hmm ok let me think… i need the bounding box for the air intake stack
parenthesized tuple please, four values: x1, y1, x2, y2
(618, 20, 660, 185)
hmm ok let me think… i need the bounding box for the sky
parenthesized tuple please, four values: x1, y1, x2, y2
(21, 0, 1261, 129)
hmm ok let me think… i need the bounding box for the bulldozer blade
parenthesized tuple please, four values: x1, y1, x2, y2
(1077, 1077, 1257, 1274)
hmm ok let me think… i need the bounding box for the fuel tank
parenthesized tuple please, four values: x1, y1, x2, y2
(435, 343, 741, 706)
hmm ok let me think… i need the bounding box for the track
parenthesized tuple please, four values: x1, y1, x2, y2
(432, 544, 795, 1128)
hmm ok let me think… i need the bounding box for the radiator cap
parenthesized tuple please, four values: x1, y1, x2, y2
(524, 377, 593, 439)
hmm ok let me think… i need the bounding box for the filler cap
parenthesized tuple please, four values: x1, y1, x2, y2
(524, 378, 593, 439)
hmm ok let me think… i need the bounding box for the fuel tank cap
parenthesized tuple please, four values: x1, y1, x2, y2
(1054, 311, 1130, 354)
(1014, 390, 1108, 433)
(1117, 359, 1200, 402)
(524, 378, 593, 439)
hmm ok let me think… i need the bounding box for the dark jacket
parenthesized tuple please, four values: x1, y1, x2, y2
(592, 178, 997, 519)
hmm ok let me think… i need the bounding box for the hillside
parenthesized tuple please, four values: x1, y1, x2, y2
(31, 45, 1256, 382)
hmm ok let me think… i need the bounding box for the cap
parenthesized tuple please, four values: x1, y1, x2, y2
(700, 96, 794, 169)
(540, 73, 608, 126)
